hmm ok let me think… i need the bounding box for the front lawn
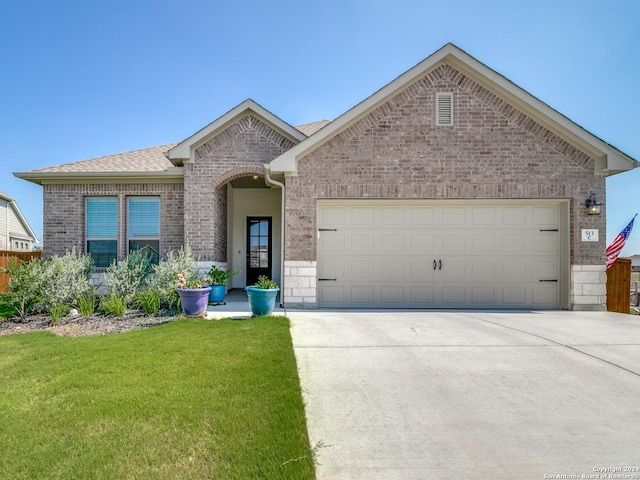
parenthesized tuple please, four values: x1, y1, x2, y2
(0, 317, 316, 479)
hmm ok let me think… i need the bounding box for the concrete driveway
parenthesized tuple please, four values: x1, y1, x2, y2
(288, 310, 640, 480)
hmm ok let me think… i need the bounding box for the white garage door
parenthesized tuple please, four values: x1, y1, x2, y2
(317, 200, 565, 309)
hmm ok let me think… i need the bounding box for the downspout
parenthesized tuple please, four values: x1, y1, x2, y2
(263, 164, 286, 308)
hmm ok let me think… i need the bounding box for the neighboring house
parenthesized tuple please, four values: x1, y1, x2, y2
(14, 44, 638, 311)
(0, 191, 38, 251)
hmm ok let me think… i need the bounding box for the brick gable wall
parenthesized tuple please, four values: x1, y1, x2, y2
(285, 64, 604, 267)
(184, 114, 296, 261)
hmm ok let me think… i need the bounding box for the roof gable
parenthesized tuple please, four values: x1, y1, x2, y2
(269, 43, 637, 177)
(0, 192, 38, 243)
(166, 99, 306, 164)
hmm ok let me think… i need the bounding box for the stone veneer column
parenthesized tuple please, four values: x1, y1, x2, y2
(283, 261, 317, 308)
(571, 264, 607, 311)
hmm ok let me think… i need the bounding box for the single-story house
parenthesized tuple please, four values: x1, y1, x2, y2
(0, 191, 38, 251)
(15, 43, 637, 310)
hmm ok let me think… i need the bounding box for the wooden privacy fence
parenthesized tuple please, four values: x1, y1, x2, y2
(0, 250, 42, 293)
(606, 258, 631, 313)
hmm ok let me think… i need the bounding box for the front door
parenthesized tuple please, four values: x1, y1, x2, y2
(246, 217, 272, 286)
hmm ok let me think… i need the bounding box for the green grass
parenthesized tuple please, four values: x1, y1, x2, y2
(0, 317, 316, 479)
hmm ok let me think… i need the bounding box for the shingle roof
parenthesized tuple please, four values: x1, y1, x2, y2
(23, 143, 178, 174)
(295, 120, 330, 137)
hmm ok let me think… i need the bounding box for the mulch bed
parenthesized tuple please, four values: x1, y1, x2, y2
(0, 311, 183, 337)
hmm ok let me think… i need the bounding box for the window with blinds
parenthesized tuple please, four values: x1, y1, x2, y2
(86, 197, 118, 268)
(436, 92, 454, 126)
(128, 197, 160, 264)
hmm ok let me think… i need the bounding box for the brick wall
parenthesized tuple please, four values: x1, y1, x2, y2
(42, 182, 184, 260)
(184, 114, 296, 261)
(285, 64, 605, 267)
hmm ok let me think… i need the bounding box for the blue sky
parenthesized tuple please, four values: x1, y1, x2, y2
(2, 0, 639, 253)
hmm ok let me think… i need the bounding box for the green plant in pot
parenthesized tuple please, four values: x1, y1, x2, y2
(207, 265, 239, 304)
(245, 275, 280, 317)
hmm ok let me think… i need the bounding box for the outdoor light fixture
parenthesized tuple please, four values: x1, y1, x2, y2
(252, 175, 259, 180)
(585, 193, 602, 215)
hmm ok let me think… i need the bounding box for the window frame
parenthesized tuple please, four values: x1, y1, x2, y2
(127, 196, 160, 264)
(85, 197, 118, 268)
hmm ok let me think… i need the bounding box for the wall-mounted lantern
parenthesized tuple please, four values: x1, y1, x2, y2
(585, 194, 602, 215)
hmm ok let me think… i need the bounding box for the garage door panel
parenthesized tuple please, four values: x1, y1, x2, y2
(319, 259, 344, 278)
(410, 233, 434, 251)
(382, 234, 405, 251)
(471, 207, 495, 225)
(411, 207, 434, 225)
(502, 261, 527, 279)
(351, 286, 374, 304)
(382, 207, 404, 224)
(352, 207, 375, 224)
(471, 234, 496, 251)
(503, 286, 527, 305)
(471, 286, 496, 304)
(410, 260, 435, 280)
(442, 207, 465, 225)
(381, 286, 404, 304)
(441, 234, 465, 251)
(320, 233, 345, 251)
(350, 259, 374, 278)
(410, 286, 434, 303)
(504, 207, 527, 225)
(442, 259, 466, 279)
(318, 201, 562, 309)
(471, 260, 495, 279)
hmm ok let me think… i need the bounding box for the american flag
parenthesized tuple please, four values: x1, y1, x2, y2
(606, 215, 636, 270)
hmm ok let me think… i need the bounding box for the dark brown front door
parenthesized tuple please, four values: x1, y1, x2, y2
(246, 217, 272, 286)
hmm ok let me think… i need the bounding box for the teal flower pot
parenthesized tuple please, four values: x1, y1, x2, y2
(208, 285, 227, 304)
(177, 287, 211, 317)
(245, 286, 280, 316)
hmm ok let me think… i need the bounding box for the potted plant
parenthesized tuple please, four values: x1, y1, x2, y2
(207, 265, 239, 304)
(176, 273, 211, 317)
(245, 275, 280, 316)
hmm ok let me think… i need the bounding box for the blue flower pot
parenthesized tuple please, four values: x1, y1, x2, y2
(208, 285, 227, 304)
(177, 287, 211, 317)
(245, 286, 280, 316)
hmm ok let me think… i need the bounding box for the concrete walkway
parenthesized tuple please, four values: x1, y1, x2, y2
(288, 310, 640, 479)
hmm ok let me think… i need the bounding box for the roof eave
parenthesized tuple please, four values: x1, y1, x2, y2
(13, 169, 185, 186)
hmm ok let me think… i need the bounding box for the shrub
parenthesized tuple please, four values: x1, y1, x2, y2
(49, 304, 71, 324)
(77, 289, 96, 316)
(42, 248, 94, 309)
(98, 295, 127, 317)
(150, 245, 198, 309)
(106, 250, 154, 304)
(4, 257, 47, 317)
(135, 289, 160, 315)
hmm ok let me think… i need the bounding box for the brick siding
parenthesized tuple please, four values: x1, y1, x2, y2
(285, 64, 605, 268)
(42, 183, 184, 260)
(184, 114, 296, 261)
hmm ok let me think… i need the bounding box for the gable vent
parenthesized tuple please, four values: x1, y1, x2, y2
(436, 92, 453, 126)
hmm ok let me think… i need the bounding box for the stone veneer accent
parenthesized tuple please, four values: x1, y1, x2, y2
(571, 264, 607, 311)
(283, 261, 317, 308)
(284, 63, 606, 309)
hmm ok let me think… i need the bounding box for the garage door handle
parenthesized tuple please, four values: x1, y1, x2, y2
(539, 279, 558, 282)
(438, 259, 442, 270)
(319, 278, 337, 281)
